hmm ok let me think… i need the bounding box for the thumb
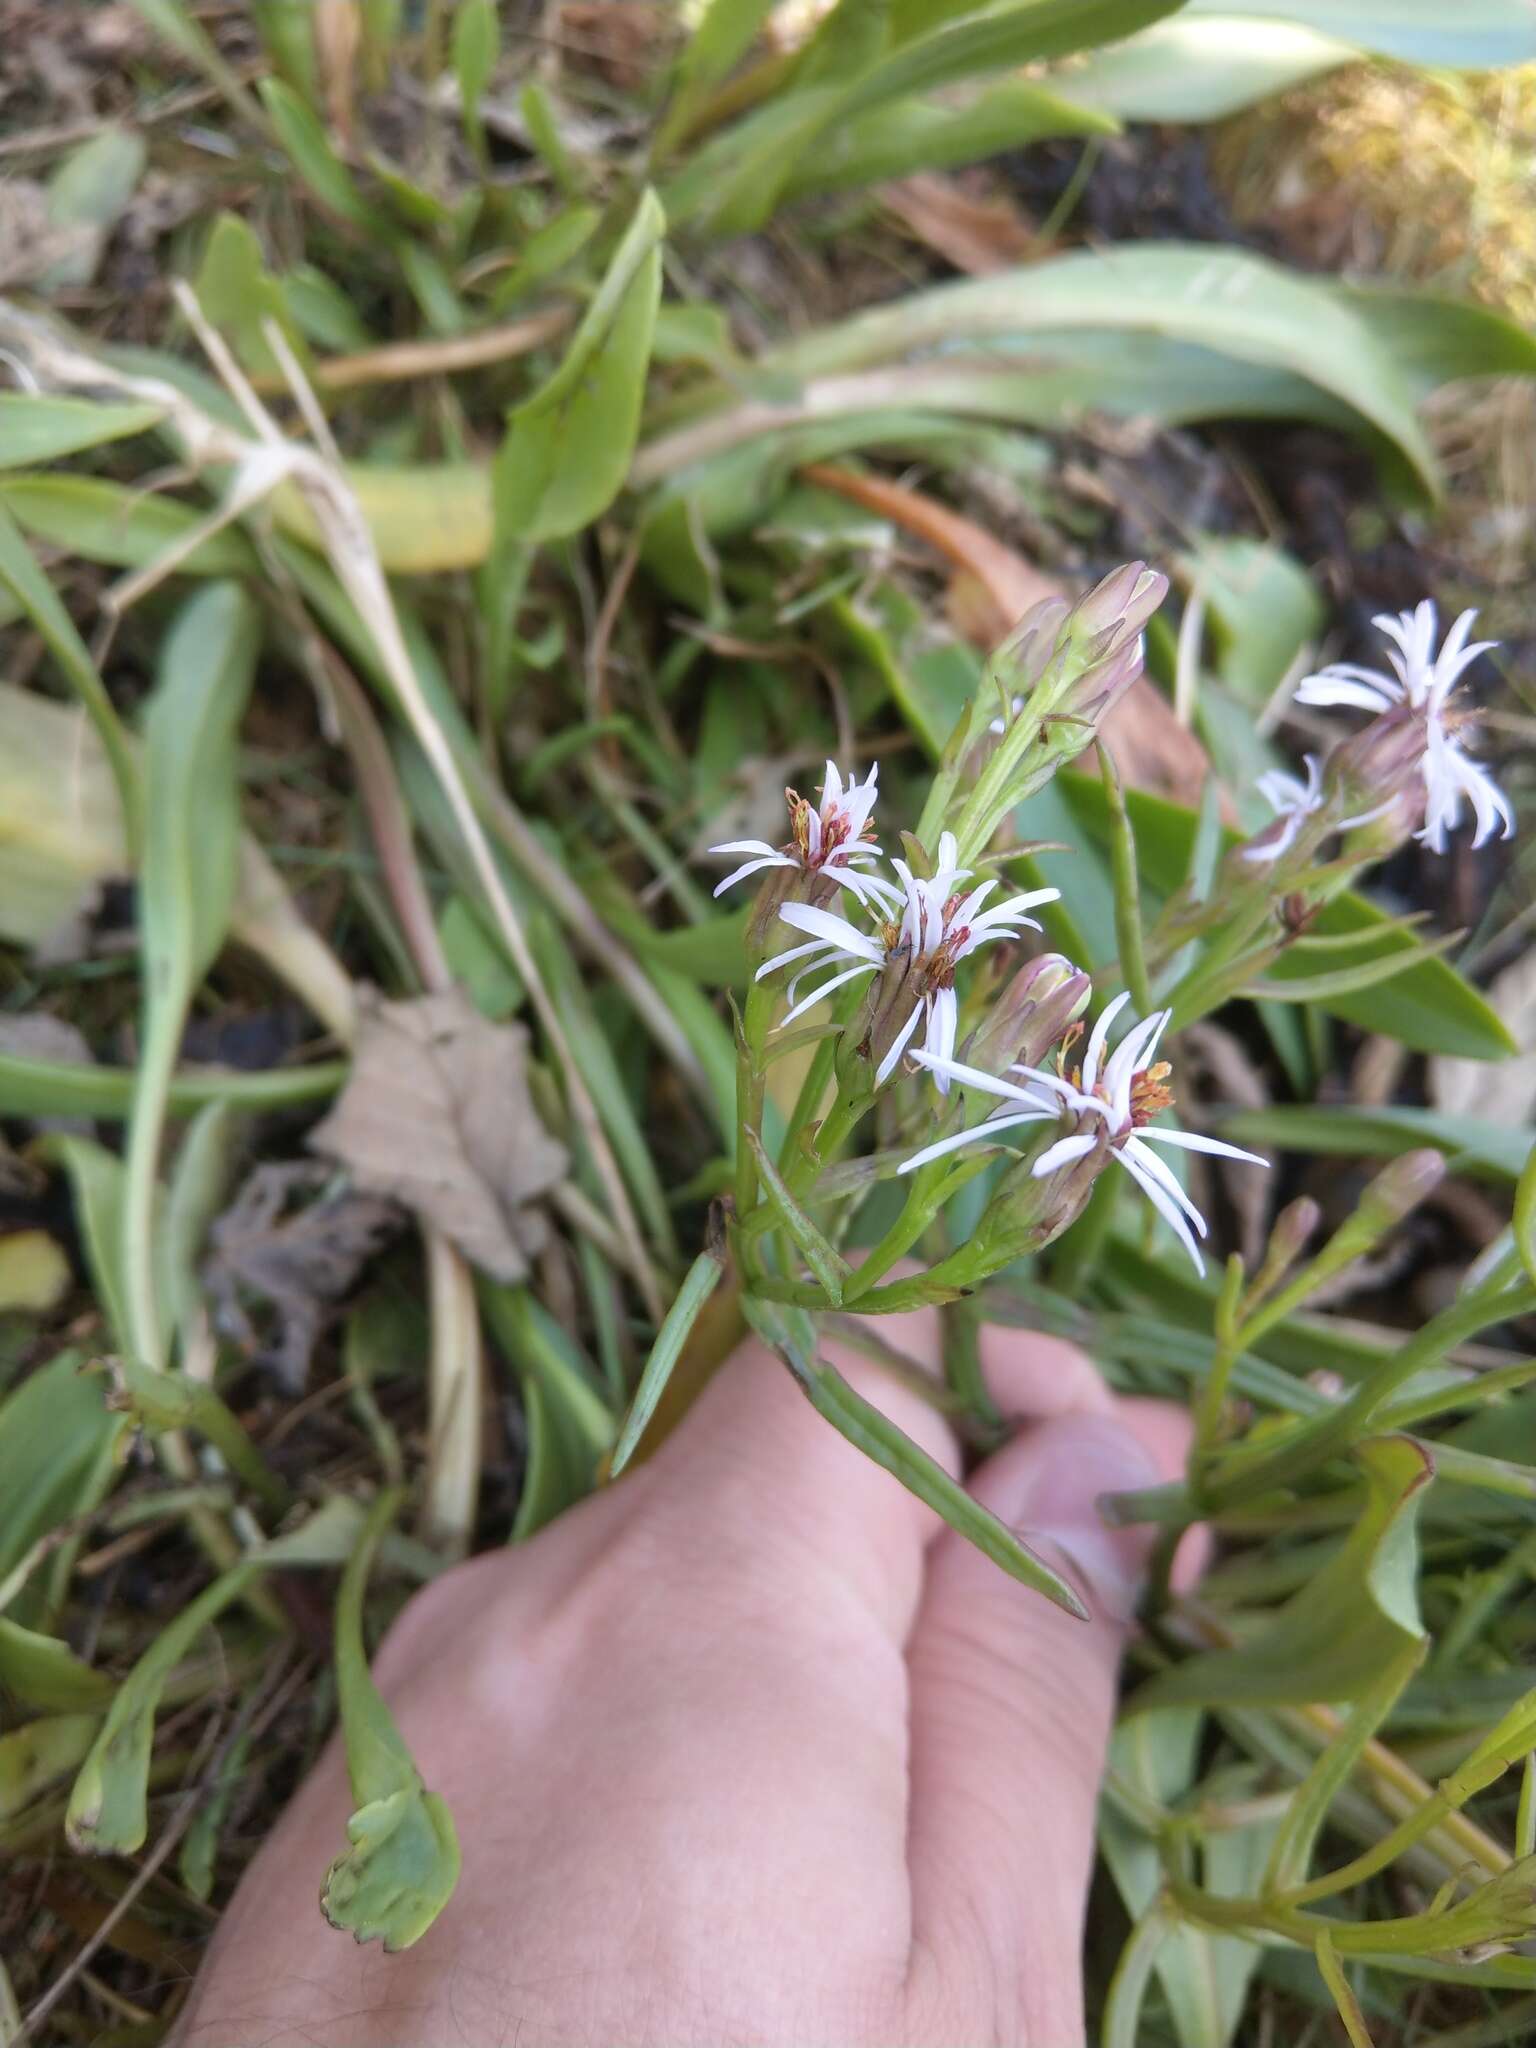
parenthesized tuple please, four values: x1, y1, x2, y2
(903, 1403, 1180, 2047)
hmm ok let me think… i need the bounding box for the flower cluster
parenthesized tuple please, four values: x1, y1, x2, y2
(1289, 602, 1513, 856)
(709, 584, 1516, 1280)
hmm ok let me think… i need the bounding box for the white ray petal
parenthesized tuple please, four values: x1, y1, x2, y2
(780, 960, 875, 1026)
(898, 1111, 1054, 1175)
(1137, 1128, 1269, 1165)
(1117, 1145, 1205, 1275)
(713, 854, 789, 896)
(1031, 1131, 1100, 1177)
(1081, 990, 1131, 1093)
(875, 1000, 925, 1085)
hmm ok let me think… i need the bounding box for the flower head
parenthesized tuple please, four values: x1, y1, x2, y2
(1294, 603, 1513, 854)
(1242, 754, 1326, 864)
(899, 991, 1266, 1273)
(754, 830, 1058, 1087)
(710, 760, 899, 908)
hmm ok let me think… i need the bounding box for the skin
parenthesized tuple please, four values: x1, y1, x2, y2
(174, 1309, 1193, 2048)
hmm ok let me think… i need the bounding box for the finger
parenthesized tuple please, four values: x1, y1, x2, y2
(904, 1377, 1191, 2043)
(976, 1322, 1116, 1420)
(621, 1298, 962, 1644)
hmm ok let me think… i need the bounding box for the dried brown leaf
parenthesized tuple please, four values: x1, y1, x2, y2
(307, 987, 568, 1283)
(204, 1161, 400, 1390)
(1431, 948, 1536, 1125)
(882, 172, 1036, 277)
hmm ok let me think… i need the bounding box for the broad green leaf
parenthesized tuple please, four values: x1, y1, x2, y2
(784, 77, 1114, 196)
(1065, 16, 1356, 121)
(1179, 534, 1324, 706)
(0, 394, 163, 468)
(768, 244, 1441, 496)
(493, 189, 664, 541)
(1131, 1437, 1431, 1711)
(321, 1488, 461, 1948)
(0, 1616, 115, 1712)
(192, 211, 307, 379)
(0, 501, 141, 852)
(743, 1295, 1089, 1616)
(122, 583, 260, 1370)
(1182, 0, 1536, 67)
(0, 1712, 100, 1825)
(250, 0, 318, 99)
(1215, 1105, 1530, 1182)
(1055, 772, 1514, 1060)
(0, 1352, 124, 1608)
(1341, 284, 1536, 393)
(668, 0, 776, 115)
(609, 1250, 725, 1475)
(41, 126, 146, 287)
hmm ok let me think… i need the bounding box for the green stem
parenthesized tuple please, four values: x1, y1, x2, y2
(122, 1005, 182, 1374)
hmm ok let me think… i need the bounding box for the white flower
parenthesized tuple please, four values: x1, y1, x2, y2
(754, 830, 1059, 1086)
(710, 760, 899, 908)
(899, 991, 1267, 1274)
(1294, 602, 1514, 854)
(1242, 755, 1325, 864)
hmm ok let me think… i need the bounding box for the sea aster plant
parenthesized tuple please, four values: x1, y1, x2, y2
(710, 760, 899, 908)
(1294, 602, 1514, 854)
(899, 992, 1267, 1273)
(755, 830, 1058, 1086)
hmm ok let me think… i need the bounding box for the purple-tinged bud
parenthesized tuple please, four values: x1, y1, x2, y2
(856, 943, 920, 1087)
(1328, 706, 1427, 819)
(980, 1110, 1109, 1258)
(960, 952, 1091, 1077)
(1242, 1195, 1322, 1311)
(1356, 1148, 1447, 1232)
(1073, 562, 1168, 644)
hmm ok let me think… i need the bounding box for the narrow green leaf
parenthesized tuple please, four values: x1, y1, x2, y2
(479, 1281, 615, 1526)
(1215, 1105, 1529, 1182)
(784, 77, 1114, 197)
(743, 1296, 1089, 1616)
(746, 1129, 851, 1305)
(123, 583, 260, 1372)
(193, 210, 307, 378)
(40, 1137, 136, 1361)
(0, 1049, 343, 1120)
(321, 1487, 461, 1949)
(67, 1557, 260, 1852)
(1131, 1437, 1430, 1712)
(128, 0, 270, 127)
(0, 394, 163, 468)
(1243, 928, 1460, 1003)
(610, 1250, 725, 1476)
(493, 189, 664, 541)
(1097, 739, 1152, 1014)
(452, 0, 499, 161)
(258, 77, 386, 232)
(1515, 1136, 1536, 1289)
(0, 474, 257, 576)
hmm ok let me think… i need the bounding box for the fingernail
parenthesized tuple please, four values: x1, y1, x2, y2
(1001, 1415, 1164, 1623)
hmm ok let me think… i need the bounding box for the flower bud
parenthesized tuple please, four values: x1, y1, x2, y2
(1242, 1195, 1321, 1311)
(1328, 705, 1427, 819)
(980, 1111, 1108, 1258)
(1355, 1147, 1447, 1232)
(856, 941, 919, 1086)
(960, 953, 1090, 1077)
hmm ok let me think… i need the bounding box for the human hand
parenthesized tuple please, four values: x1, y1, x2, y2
(175, 1307, 1191, 2047)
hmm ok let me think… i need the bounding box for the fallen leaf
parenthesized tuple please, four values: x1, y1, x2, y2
(799, 461, 1210, 802)
(1431, 948, 1536, 1126)
(204, 1160, 401, 1390)
(881, 171, 1037, 276)
(307, 987, 568, 1283)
